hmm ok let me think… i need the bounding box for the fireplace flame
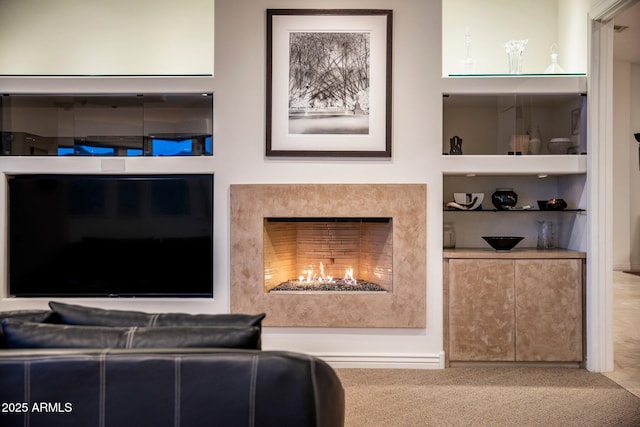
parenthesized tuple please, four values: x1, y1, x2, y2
(297, 262, 355, 285)
(344, 267, 356, 284)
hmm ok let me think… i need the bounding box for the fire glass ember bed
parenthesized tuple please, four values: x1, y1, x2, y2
(263, 217, 392, 293)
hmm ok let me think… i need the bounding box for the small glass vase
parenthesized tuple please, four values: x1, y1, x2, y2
(544, 53, 566, 74)
(443, 223, 456, 249)
(504, 39, 528, 74)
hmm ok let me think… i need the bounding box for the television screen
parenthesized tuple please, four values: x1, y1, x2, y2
(7, 174, 213, 297)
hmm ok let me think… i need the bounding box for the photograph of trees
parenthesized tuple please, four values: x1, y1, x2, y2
(288, 31, 370, 135)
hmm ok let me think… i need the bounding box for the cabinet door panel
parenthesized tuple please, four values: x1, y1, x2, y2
(448, 259, 515, 361)
(515, 259, 582, 362)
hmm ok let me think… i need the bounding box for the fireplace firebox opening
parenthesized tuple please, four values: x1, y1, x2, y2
(263, 217, 392, 293)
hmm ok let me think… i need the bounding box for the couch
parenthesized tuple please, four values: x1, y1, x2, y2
(0, 302, 345, 427)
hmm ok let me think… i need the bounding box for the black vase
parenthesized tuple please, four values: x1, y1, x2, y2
(491, 188, 517, 210)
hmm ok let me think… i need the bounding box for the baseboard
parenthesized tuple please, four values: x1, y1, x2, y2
(315, 351, 445, 369)
(614, 262, 640, 271)
(449, 361, 582, 368)
(613, 262, 632, 271)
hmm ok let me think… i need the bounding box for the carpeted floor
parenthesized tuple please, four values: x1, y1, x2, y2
(336, 367, 640, 426)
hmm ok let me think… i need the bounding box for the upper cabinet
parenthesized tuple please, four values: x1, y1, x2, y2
(0, 94, 213, 157)
(442, 0, 589, 77)
(443, 93, 587, 154)
(441, 1, 590, 175)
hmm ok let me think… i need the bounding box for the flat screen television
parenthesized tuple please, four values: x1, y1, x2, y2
(7, 174, 214, 298)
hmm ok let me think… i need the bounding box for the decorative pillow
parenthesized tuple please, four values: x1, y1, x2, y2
(1, 320, 262, 350)
(48, 301, 266, 328)
(0, 310, 58, 348)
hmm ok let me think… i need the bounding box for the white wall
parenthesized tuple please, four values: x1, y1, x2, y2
(214, 0, 443, 365)
(630, 63, 640, 268)
(0, 0, 214, 75)
(612, 61, 640, 271)
(612, 61, 632, 270)
(0, 0, 446, 367)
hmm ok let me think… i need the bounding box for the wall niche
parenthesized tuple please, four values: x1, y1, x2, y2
(0, 93, 213, 157)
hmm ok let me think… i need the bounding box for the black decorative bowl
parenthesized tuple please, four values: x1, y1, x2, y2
(546, 198, 567, 210)
(482, 236, 524, 252)
(537, 200, 548, 210)
(491, 188, 517, 210)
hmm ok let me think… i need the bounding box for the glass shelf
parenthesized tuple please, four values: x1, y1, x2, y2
(447, 73, 586, 77)
(444, 209, 585, 213)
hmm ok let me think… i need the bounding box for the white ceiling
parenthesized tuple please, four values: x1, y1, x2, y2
(614, 1, 640, 63)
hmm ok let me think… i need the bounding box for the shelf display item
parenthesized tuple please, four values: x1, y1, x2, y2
(537, 200, 549, 210)
(491, 188, 518, 210)
(544, 44, 566, 74)
(548, 138, 574, 154)
(460, 27, 476, 74)
(537, 220, 555, 249)
(449, 135, 463, 155)
(528, 138, 541, 155)
(545, 198, 567, 210)
(443, 223, 456, 249)
(449, 192, 484, 210)
(482, 236, 524, 252)
(508, 134, 530, 154)
(504, 39, 528, 74)
(527, 125, 542, 155)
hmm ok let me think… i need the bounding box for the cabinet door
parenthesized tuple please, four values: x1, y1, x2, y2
(515, 259, 583, 362)
(448, 259, 515, 361)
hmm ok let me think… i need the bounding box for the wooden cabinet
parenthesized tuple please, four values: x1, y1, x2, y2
(444, 250, 584, 365)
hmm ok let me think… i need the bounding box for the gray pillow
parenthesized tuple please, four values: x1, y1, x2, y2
(0, 310, 59, 348)
(2, 319, 262, 350)
(48, 301, 265, 328)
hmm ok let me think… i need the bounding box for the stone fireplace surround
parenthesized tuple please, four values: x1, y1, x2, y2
(230, 184, 426, 328)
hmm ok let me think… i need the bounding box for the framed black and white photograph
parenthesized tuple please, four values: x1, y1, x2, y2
(266, 9, 393, 157)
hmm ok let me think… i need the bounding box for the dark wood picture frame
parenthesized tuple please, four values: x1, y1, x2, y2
(266, 9, 393, 158)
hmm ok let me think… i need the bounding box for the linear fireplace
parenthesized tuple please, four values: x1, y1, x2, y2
(263, 217, 392, 293)
(230, 184, 427, 328)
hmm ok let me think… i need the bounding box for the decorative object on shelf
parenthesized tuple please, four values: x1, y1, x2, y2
(544, 43, 566, 74)
(449, 135, 463, 155)
(460, 26, 475, 74)
(448, 192, 484, 210)
(508, 134, 530, 155)
(527, 125, 542, 155)
(528, 138, 541, 155)
(482, 236, 524, 252)
(491, 188, 518, 210)
(537, 200, 549, 210)
(548, 137, 574, 154)
(571, 108, 581, 135)
(504, 39, 528, 74)
(537, 220, 555, 249)
(443, 223, 456, 249)
(546, 198, 567, 210)
(266, 9, 393, 158)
